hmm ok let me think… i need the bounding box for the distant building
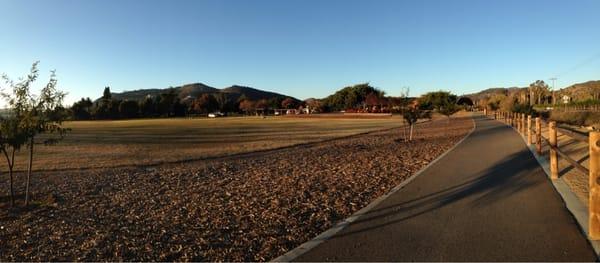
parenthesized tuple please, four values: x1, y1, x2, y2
(181, 95, 195, 104)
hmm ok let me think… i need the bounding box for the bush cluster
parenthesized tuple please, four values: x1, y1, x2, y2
(549, 111, 600, 128)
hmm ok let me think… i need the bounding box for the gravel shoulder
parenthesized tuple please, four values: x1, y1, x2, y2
(0, 115, 473, 261)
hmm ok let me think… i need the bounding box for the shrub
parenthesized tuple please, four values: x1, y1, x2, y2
(511, 103, 536, 115)
(550, 111, 590, 126)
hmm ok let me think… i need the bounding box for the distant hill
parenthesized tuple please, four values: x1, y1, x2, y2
(221, 85, 290, 101)
(464, 80, 600, 104)
(107, 83, 296, 102)
(558, 80, 600, 101)
(464, 87, 524, 102)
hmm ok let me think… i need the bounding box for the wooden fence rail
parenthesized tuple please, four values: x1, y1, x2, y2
(490, 110, 600, 240)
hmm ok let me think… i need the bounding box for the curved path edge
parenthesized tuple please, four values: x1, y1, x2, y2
(271, 115, 477, 262)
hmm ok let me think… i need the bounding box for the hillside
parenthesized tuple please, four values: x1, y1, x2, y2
(221, 85, 290, 101)
(108, 83, 296, 102)
(465, 87, 524, 102)
(558, 80, 600, 101)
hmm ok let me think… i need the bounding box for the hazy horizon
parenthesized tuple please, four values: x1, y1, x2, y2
(1, 0, 599, 104)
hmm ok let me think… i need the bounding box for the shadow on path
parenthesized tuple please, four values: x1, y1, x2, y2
(326, 149, 540, 240)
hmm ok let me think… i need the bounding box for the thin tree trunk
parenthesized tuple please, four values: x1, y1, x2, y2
(409, 124, 414, 141)
(402, 122, 407, 142)
(25, 137, 34, 206)
(4, 149, 15, 207)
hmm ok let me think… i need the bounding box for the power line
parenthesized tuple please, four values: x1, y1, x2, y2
(555, 52, 600, 78)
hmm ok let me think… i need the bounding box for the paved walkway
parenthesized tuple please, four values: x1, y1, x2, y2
(294, 115, 597, 261)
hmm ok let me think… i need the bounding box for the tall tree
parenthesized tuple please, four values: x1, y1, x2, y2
(529, 80, 550, 105)
(71, 97, 93, 120)
(419, 91, 458, 111)
(119, 100, 140, 119)
(102, 86, 112, 101)
(213, 93, 231, 112)
(191, 94, 218, 114)
(281, 97, 296, 109)
(239, 99, 254, 115)
(322, 83, 384, 112)
(305, 98, 322, 114)
(94, 86, 116, 119)
(157, 88, 177, 116)
(139, 96, 157, 117)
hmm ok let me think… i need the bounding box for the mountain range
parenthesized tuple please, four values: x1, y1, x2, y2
(109, 83, 298, 102)
(465, 80, 600, 102)
(109, 80, 599, 104)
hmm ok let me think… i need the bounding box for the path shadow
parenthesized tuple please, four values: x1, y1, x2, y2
(324, 148, 542, 240)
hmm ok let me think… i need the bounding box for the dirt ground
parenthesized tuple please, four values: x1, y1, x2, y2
(0, 115, 473, 261)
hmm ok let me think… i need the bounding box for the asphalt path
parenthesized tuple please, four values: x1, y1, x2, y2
(294, 115, 596, 261)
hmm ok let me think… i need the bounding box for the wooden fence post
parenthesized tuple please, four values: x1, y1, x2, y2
(520, 114, 524, 135)
(527, 115, 532, 146)
(512, 112, 515, 127)
(522, 114, 526, 136)
(510, 112, 517, 127)
(589, 132, 600, 239)
(536, 117, 542, 155)
(517, 113, 520, 130)
(549, 121, 558, 179)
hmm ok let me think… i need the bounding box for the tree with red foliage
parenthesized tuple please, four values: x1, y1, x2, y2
(281, 97, 296, 109)
(191, 94, 218, 114)
(238, 99, 255, 115)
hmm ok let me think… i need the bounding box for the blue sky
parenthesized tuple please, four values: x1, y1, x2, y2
(1, 0, 599, 104)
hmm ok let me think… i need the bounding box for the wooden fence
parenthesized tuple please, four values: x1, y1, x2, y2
(493, 111, 600, 240)
(550, 105, 600, 112)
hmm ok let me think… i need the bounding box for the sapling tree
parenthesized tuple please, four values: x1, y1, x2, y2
(1, 62, 69, 207)
(402, 106, 432, 141)
(0, 114, 28, 207)
(397, 87, 429, 141)
(1, 62, 37, 206)
(23, 70, 68, 206)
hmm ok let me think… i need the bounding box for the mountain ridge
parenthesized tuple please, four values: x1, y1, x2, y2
(108, 82, 298, 102)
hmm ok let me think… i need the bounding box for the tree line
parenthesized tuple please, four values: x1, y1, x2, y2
(67, 82, 467, 120)
(476, 80, 555, 116)
(69, 87, 307, 120)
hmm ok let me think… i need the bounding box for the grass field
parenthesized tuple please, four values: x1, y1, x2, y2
(19, 115, 406, 171)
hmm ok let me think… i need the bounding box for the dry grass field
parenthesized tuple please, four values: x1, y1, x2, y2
(20, 115, 406, 171)
(0, 114, 474, 261)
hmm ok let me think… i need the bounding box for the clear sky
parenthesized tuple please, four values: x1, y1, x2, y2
(1, 0, 599, 104)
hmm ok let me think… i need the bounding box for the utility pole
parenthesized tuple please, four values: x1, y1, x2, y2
(550, 77, 557, 104)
